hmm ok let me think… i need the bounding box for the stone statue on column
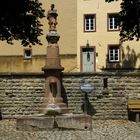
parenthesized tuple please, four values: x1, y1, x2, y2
(41, 4, 68, 115)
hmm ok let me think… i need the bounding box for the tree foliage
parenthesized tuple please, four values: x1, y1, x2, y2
(0, 0, 139, 45)
(0, 0, 45, 46)
(106, 0, 140, 41)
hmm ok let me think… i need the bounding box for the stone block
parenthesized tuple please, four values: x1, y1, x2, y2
(55, 114, 92, 130)
(16, 114, 92, 131)
(16, 116, 54, 131)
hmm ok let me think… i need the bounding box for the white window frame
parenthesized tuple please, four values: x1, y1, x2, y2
(84, 14, 96, 32)
(24, 49, 32, 59)
(108, 46, 120, 62)
(108, 14, 119, 31)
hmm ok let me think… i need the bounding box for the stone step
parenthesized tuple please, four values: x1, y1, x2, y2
(56, 102, 68, 108)
(41, 97, 64, 103)
(38, 107, 69, 114)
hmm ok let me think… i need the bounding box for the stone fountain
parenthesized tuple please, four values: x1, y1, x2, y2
(16, 4, 92, 130)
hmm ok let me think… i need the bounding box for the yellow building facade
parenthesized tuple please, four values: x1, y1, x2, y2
(77, 0, 140, 72)
(0, 0, 139, 72)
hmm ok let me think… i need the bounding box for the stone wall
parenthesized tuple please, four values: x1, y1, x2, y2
(0, 71, 140, 120)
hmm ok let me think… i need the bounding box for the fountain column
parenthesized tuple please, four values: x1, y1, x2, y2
(41, 4, 68, 114)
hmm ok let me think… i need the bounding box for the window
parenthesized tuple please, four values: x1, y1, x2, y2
(84, 14, 96, 32)
(24, 49, 32, 59)
(108, 14, 119, 31)
(108, 45, 120, 62)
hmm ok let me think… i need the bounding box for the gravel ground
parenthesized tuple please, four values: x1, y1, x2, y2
(0, 119, 140, 140)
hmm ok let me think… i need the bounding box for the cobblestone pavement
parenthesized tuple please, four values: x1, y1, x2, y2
(0, 119, 140, 140)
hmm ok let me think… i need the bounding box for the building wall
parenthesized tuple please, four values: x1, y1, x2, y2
(0, 55, 77, 72)
(1, 72, 140, 119)
(0, 0, 139, 72)
(0, 0, 77, 72)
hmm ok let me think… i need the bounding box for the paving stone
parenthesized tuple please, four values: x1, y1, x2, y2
(0, 119, 140, 140)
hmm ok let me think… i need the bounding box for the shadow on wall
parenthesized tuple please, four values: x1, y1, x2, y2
(0, 109, 2, 120)
(81, 93, 96, 116)
(106, 46, 140, 70)
(61, 83, 68, 107)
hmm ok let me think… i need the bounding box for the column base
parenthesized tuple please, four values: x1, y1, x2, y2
(37, 97, 69, 115)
